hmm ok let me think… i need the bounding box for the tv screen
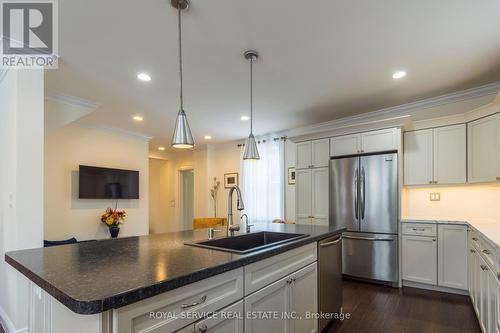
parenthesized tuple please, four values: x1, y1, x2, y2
(78, 165, 139, 199)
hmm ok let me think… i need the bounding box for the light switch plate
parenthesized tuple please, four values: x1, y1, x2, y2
(430, 192, 441, 201)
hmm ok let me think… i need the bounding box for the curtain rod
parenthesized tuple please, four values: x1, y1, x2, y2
(237, 136, 287, 147)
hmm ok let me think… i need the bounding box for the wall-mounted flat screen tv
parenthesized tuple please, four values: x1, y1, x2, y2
(78, 165, 139, 199)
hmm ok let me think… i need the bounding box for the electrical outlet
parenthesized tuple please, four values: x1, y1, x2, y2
(430, 192, 441, 201)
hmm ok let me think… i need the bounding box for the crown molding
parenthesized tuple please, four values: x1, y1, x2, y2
(45, 92, 99, 110)
(278, 81, 500, 140)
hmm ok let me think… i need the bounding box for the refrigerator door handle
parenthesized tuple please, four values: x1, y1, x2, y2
(354, 168, 359, 220)
(360, 167, 366, 220)
(343, 235, 394, 241)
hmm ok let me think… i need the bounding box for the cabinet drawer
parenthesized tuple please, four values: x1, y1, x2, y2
(113, 268, 244, 333)
(244, 242, 317, 295)
(402, 223, 437, 236)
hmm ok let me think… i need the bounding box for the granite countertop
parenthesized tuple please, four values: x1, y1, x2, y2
(5, 223, 344, 315)
(401, 217, 500, 248)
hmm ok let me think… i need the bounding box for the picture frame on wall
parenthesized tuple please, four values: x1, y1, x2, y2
(288, 167, 296, 185)
(224, 173, 239, 188)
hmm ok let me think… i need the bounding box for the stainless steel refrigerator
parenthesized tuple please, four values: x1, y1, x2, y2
(329, 152, 398, 285)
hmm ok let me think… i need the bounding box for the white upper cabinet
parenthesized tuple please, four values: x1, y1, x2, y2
(437, 224, 468, 290)
(360, 128, 399, 154)
(404, 124, 466, 185)
(296, 168, 329, 226)
(433, 124, 467, 184)
(403, 129, 433, 185)
(468, 114, 499, 183)
(330, 134, 360, 157)
(330, 128, 398, 157)
(296, 139, 329, 169)
(311, 139, 330, 167)
(296, 141, 312, 169)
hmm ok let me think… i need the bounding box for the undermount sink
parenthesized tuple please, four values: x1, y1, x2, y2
(185, 231, 309, 254)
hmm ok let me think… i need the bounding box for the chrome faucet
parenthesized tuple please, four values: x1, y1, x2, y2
(240, 214, 253, 233)
(227, 185, 245, 236)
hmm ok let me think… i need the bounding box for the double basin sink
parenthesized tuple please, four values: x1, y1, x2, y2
(185, 231, 309, 254)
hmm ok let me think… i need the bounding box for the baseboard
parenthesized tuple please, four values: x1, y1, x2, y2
(0, 305, 28, 333)
(402, 280, 469, 295)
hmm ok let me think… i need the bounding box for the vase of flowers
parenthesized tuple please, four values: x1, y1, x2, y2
(210, 177, 221, 218)
(101, 207, 126, 238)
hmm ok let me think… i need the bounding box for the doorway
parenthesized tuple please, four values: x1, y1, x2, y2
(179, 169, 194, 230)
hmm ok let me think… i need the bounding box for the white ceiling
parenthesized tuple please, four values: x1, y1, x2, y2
(45, 0, 500, 151)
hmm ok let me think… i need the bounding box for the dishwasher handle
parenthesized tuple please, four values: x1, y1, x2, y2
(320, 236, 342, 247)
(343, 235, 394, 242)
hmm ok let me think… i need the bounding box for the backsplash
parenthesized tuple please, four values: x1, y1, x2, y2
(402, 184, 500, 219)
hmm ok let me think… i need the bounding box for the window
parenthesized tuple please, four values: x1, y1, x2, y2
(241, 139, 284, 221)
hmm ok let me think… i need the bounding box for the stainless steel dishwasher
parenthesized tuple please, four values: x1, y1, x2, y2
(318, 235, 343, 332)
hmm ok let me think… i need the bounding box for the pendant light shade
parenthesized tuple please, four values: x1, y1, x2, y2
(243, 133, 260, 160)
(242, 50, 260, 160)
(172, 109, 194, 148)
(171, 0, 195, 149)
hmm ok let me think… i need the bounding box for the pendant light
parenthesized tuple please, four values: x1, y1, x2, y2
(171, 0, 195, 149)
(242, 50, 260, 160)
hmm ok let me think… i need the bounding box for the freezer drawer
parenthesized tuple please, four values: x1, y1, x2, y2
(342, 232, 398, 283)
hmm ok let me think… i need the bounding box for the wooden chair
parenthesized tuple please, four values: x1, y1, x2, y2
(192, 218, 228, 230)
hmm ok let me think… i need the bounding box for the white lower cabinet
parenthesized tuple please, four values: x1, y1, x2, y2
(402, 235, 437, 284)
(438, 224, 468, 290)
(245, 263, 318, 333)
(402, 223, 468, 290)
(468, 229, 498, 333)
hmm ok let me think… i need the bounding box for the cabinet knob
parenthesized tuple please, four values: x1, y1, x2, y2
(480, 265, 488, 271)
(482, 249, 491, 255)
(470, 249, 476, 253)
(432, 239, 436, 242)
(198, 325, 208, 333)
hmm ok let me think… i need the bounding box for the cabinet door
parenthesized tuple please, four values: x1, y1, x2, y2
(311, 167, 328, 222)
(468, 246, 476, 303)
(468, 115, 498, 183)
(437, 224, 468, 290)
(402, 235, 437, 285)
(486, 267, 497, 333)
(296, 169, 312, 220)
(290, 263, 318, 333)
(330, 134, 360, 157)
(361, 128, 398, 154)
(311, 139, 330, 168)
(479, 255, 489, 333)
(194, 301, 244, 333)
(403, 129, 433, 185)
(244, 275, 291, 333)
(433, 125, 467, 184)
(296, 142, 312, 169)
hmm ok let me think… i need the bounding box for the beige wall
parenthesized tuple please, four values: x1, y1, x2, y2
(44, 124, 150, 241)
(149, 151, 194, 233)
(402, 185, 500, 219)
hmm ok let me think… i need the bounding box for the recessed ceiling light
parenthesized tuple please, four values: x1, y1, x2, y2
(158, 146, 165, 151)
(137, 73, 151, 82)
(204, 135, 212, 140)
(392, 71, 406, 79)
(133, 116, 143, 121)
(240, 116, 250, 121)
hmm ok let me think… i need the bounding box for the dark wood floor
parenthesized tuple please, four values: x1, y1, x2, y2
(326, 279, 481, 333)
(0, 323, 4, 333)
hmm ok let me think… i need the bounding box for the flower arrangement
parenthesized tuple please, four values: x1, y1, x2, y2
(101, 208, 126, 238)
(210, 177, 221, 218)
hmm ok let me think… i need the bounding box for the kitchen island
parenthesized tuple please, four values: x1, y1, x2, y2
(5, 223, 344, 333)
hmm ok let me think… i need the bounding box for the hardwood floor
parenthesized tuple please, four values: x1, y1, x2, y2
(0, 323, 4, 333)
(326, 279, 481, 333)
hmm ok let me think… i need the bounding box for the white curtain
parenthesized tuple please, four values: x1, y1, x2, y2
(241, 138, 285, 222)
